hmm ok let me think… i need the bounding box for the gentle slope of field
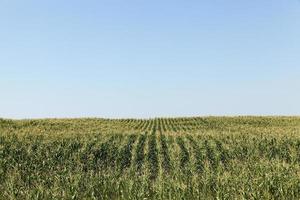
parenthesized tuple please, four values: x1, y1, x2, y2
(0, 117, 300, 199)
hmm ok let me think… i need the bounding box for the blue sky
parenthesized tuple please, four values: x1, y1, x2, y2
(1, 0, 300, 119)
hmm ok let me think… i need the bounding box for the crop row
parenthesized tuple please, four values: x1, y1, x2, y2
(110, 117, 297, 136)
(2, 134, 300, 179)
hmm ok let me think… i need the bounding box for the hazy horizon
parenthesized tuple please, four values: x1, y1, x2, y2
(2, 115, 300, 121)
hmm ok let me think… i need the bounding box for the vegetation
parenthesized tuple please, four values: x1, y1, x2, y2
(0, 117, 300, 199)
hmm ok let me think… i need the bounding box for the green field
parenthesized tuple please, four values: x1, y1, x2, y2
(1, 117, 300, 199)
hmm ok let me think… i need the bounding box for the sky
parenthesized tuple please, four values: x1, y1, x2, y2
(0, 0, 300, 119)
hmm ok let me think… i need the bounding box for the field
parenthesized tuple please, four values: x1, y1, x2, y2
(1, 117, 300, 199)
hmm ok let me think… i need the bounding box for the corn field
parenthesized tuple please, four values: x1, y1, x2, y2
(0, 117, 300, 199)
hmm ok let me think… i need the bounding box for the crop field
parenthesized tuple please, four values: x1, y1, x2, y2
(0, 117, 300, 199)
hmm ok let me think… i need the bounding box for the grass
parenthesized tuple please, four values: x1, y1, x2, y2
(0, 117, 300, 199)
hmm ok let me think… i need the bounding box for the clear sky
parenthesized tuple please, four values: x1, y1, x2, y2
(1, 0, 300, 119)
